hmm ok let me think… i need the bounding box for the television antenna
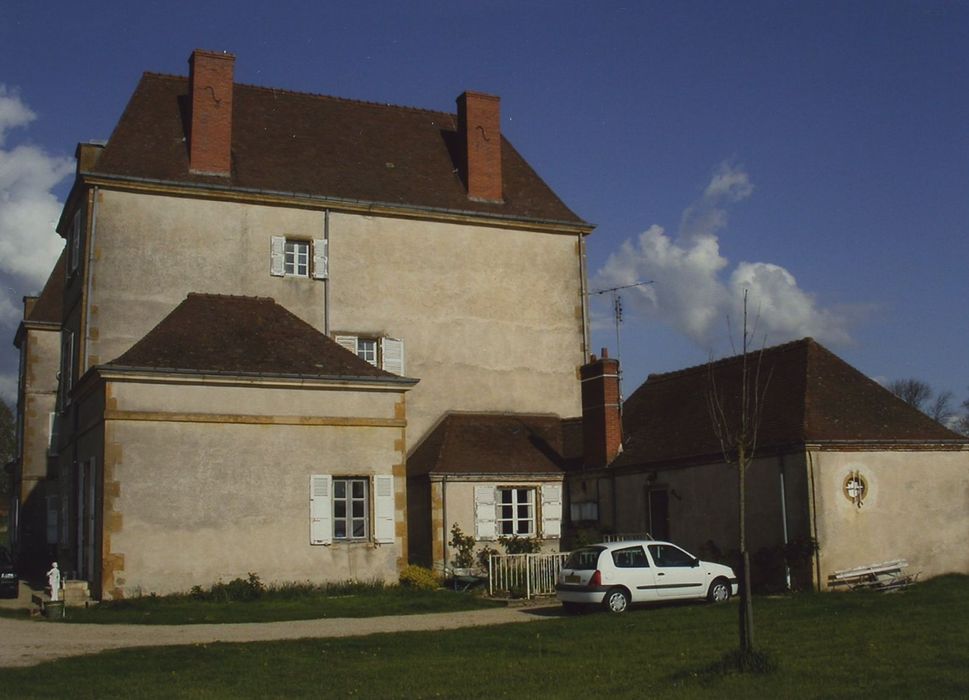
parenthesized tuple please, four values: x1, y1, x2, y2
(587, 280, 653, 401)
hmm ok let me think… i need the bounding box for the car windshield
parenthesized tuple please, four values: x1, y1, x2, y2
(564, 546, 604, 570)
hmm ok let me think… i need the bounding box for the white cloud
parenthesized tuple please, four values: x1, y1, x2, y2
(0, 86, 71, 326)
(594, 162, 853, 350)
(0, 372, 16, 405)
(0, 85, 37, 145)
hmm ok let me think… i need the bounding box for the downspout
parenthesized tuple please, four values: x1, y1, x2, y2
(778, 453, 790, 590)
(807, 450, 822, 591)
(323, 209, 331, 335)
(578, 233, 590, 359)
(83, 186, 99, 375)
(441, 475, 448, 573)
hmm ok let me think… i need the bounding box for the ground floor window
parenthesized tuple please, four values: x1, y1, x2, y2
(310, 474, 395, 545)
(497, 487, 535, 536)
(333, 478, 369, 540)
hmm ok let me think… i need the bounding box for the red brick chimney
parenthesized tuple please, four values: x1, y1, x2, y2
(188, 49, 235, 176)
(580, 348, 622, 468)
(456, 91, 503, 202)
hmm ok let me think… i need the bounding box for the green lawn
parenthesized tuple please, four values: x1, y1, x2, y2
(2, 575, 967, 698)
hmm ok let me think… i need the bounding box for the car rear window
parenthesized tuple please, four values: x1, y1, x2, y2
(564, 547, 604, 570)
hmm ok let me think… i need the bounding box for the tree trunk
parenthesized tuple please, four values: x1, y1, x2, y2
(738, 449, 755, 652)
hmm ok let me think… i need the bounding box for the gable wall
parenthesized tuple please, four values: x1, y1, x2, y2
(808, 448, 969, 585)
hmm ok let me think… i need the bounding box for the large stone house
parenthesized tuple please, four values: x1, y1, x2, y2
(11, 49, 592, 598)
(569, 338, 969, 589)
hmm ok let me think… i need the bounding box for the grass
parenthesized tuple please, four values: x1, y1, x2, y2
(53, 580, 501, 625)
(0, 575, 967, 698)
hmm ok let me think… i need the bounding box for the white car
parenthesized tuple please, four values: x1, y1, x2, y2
(555, 540, 738, 613)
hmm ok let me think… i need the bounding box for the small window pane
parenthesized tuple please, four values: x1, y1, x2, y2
(334, 481, 346, 498)
(352, 481, 365, 498)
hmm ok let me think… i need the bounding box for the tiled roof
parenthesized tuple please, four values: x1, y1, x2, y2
(90, 73, 586, 227)
(614, 338, 966, 469)
(26, 248, 66, 324)
(408, 412, 581, 477)
(107, 293, 410, 382)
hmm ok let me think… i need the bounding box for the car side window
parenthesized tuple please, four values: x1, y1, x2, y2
(648, 544, 695, 567)
(612, 546, 650, 568)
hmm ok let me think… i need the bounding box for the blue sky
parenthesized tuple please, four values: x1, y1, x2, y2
(1, 0, 967, 415)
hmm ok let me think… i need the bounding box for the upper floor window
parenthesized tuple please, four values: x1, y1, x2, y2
(270, 236, 328, 279)
(334, 335, 404, 376)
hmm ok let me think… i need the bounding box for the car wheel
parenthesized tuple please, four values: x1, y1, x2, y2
(603, 587, 630, 614)
(707, 578, 731, 603)
(562, 601, 584, 614)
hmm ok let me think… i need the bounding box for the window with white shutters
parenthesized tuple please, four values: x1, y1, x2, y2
(333, 334, 405, 376)
(310, 475, 395, 545)
(270, 236, 328, 279)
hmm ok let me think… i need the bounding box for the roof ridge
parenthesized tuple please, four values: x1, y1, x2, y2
(142, 71, 457, 120)
(646, 337, 815, 384)
(186, 292, 276, 303)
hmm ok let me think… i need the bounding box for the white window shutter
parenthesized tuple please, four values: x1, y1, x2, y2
(312, 239, 329, 280)
(270, 236, 286, 277)
(474, 485, 496, 541)
(310, 475, 333, 545)
(335, 335, 358, 355)
(373, 475, 395, 544)
(541, 484, 563, 538)
(381, 337, 405, 376)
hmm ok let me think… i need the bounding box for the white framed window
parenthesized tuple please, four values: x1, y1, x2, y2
(497, 487, 536, 537)
(285, 240, 309, 276)
(270, 236, 328, 279)
(334, 478, 369, 540)
(309, 474, 395, 545)
(357, 338, 377, 365)
(334, 335, 405, 376)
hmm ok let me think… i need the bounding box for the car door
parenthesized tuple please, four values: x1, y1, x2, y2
(608, 545, 657, 602)
(647, 543, 707, 599)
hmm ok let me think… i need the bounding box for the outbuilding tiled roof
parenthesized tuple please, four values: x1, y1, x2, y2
(614, 338, 966, 469)
(106, 293, 411, 382)
(89, 73, 586, 227)
(408, 412, 581, 477)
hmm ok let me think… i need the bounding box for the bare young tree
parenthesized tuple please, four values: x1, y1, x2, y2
(706, 291, 772, 654)
(887, 378, 932, 411)
(888, 378, 956, 425)
(929, 391, 954, 425)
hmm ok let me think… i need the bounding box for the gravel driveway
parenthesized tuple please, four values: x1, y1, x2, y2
(0, 605, 555, 668)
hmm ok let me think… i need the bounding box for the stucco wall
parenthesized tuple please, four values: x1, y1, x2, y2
(809, 448, 969, 585)
(85, 191, 585, 446)
(94, 379, 407, 597)
(606, 452, 812, 559)
(15, 328, 60, 566)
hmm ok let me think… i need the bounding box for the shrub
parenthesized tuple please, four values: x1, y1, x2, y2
(399, 565, 441, 590)
(499, 534, 540, 554)
(449, 523, 477, 568)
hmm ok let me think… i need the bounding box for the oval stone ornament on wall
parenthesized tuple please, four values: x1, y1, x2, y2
(843, 471, 868, 508)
